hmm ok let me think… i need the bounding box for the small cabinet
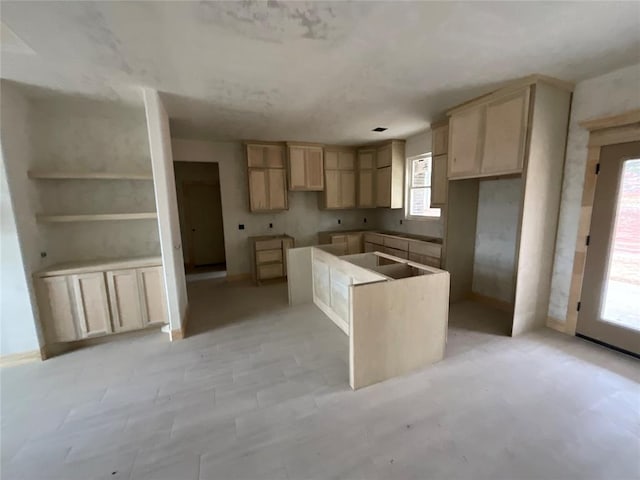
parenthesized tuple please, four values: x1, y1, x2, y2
(37, 276, 78, 342)
(330, 233, 363, 254)
(323, 148, 356, 209)
(106, 269, 144, 332)
(288, 144, 324, 191)
(431, 122, 449, 207)
(71, 272, 112, 338)
(375, 140, 405, 208)
(250, 235, 295, 285)
(246, 143, 288, 212)
(137, 266, 168, 326)
(449, 108, 484, 179)
(357, 149, 376, 208)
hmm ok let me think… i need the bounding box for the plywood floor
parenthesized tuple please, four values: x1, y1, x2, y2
(1, 280, 638, 480)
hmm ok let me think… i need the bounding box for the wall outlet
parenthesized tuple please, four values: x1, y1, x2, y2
(363, 218, 367, 223)
(238, 224, 245, 230)
(400, 219, 403, 225)
(269, 223, 273, 228)
(338, 219, 341, 225)
(40, 251, 47, 258)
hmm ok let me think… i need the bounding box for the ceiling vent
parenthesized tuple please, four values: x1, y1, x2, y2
(372, 127, 388, 132)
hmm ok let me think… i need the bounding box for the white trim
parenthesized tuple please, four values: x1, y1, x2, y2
(404, 153, 441, 220)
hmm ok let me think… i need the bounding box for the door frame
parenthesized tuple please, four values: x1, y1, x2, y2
(182, 179, 226, 269)
(561, 109, 640, 335)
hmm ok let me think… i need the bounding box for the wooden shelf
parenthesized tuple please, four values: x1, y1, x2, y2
(28, 171, 153, 180)
(37, 212, 158, 223)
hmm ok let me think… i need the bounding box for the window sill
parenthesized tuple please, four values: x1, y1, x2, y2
(404, 215, 442, 222)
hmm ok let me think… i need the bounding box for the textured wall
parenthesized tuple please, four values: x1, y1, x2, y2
(171, 139, 373, 275)
(548, 63, 640, 322)
(472, 178, 522, 303)
(30, 97, 160, 265)
(0, 83, 42, 355)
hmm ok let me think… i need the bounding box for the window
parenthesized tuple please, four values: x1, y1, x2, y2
(406, 153, 441, 219)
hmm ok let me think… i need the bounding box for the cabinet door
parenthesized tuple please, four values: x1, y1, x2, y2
(431, 154, 448, 207)
(305, 148, 324, 190)
(106, 269, 143, 333)
(265, 145, 284, 168)
(449, 108, 484, 178)
(267, 168, 287, 210)
(137, 267, 168, 326)
(71, 272, 112, 338)
(347, 234, 362, 254)
(340, 170, 356, 208)
(481, 88, 530, 175)
(288, 147, 307, 190)
(376, 145, 392, 168)
(248, 169, 268, 211)
(324, 151, 339, 170)
(324, 169, 341, 209)
(338, 151, 355, 170)
(433, 124, 449, 156)
(247, 145, 265, 167)
(376, 166, 391, 207)
(37, 276, 79, 342)
(358, 151, 374, 169)
(358, 170, 375, 207)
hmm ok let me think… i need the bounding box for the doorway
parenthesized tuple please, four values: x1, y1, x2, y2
(174, 162, 226, 277)
(578, 141, 640, 355)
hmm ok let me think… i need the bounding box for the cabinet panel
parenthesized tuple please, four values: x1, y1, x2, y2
(256, 249, 283, 264)
(248, 169, 268, 211)
(258, 263, 284, 280)
(383, 236, 409, 251)
(106, 269, 143, 333)
(265, 145, 285, 168)
(346, 233, 362, 254)
(358, 151, 374, 169)
(433, 124, 449, 156)
(255, 238, 283, 250)
(324, 169, 341, 209)
(358, 170, 375, 208)
(376, 166, 392, 207)
(305, 148, 324, 190)
(340, 171, 356, 208)
(338, 151, 355, 170)
(324, 151, 339, 170)
(288, 147, 306, 189)
(384, 247, 409, 259)
(267, 169, 287, 210)
(481, 88, 529, 175)
(137, 267, 168, 326)
(376, 145, 392, 168)
(431, 153, 448, 207)
(247, 145, 265, 167)
(449, 108, 484, 178)
(364, 242, 379, 253)
(71, 272, 111, 338)
(37, 276, 78, 342)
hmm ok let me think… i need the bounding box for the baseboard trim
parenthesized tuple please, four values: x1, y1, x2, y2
(226, 273, 251, 282)
(468, 292, 514, 313)
(0, 350, 42, 367)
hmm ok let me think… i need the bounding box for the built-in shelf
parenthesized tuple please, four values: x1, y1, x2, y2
(36, 212, 158, 223)
(28, 171, 154, 180)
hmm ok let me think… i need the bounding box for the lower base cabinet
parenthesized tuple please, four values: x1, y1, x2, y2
(37, 262, 167, 344)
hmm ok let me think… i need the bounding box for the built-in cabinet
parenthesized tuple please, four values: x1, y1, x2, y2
(363, 232, 442, 267)
(357, 149, 376, 208)
(323, 148, 356, 209)
(430, 122, 449, 207)
(375, 140, 405, 208)
(448, 86, 530, 179)
(246, 143, 288, 212)
(287, 144, 324, 191)
(36, 258, 167, 344)
(250, 234, 295, 285)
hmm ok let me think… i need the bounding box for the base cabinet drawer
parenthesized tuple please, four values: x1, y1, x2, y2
(408, 252, 441, 267)
(384, 247, 409, 259)
(255, 238, 283, 251)
(258, 263, 284, 280)
(256, 249, 283, 264)
(364, 242, 382, 253)
(383, 236, 409, 252)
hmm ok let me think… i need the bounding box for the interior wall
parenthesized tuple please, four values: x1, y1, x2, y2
(144, 89, 188, 335)
(29, 96, 160, 265)
(375, 129, 444, 238)
(472, 178, 522, 303)
(172, 138, 372, 276)
(0, 83, 42, 355)
(173, 162, 224, 266)
(548, 62, 640, 323)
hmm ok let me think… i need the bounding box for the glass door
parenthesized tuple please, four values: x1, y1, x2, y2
(578, 142, 640, 355)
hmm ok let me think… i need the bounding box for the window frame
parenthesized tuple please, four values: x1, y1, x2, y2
(404, 153, 441, 221)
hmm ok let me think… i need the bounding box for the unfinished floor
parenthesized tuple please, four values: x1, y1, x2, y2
(1, 279, 639, 480)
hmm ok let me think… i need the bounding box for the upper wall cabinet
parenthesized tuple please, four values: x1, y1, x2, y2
(430, 122, 448, 207)
(447, 86, 531, 180)
(323, 148, 356, 209)
(246, 143, 288, 212)
(357, 149, 376, 208)
(375, 140, 405, 209)
(287, 144, 324, 191)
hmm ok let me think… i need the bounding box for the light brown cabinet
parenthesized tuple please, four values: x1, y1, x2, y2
(375, 141, 405, 209)
(106, 269, 144, 333)
(323, 148, 356, 209)
(330, 233, 363, 254)
(431, 122, 449, 207)
(246, 143, 288, 212)
(71, 272, 112, 338)
(137, 266, 168, 326)
(288, 144, 324, 191)
(250, 235, 295, 285)
(362, 232, 442, 267)
(449, 108, 484, 178)
(357, 149, 376, 208)
(37, 276, 78, 342)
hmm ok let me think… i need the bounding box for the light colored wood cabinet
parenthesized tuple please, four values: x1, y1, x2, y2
(137, 266, 168, 326)
(481, 88, 530, 175)
(375, 141, 405, 209)
(323, 148, 356, 209)
(37, 276, 78, 342)
(71, 272, 112, 338)
(431, 154, 448, 207)
(250, 235, 295, 285)
(433, 123, 449, 156)
(449, 108, 484, 178)
(106, 269, 143, 332)
(330, 233, 363, 254)
(287, 144, 324, 191)
(357, 149, 376, 208)
(246, 143, 288, 212)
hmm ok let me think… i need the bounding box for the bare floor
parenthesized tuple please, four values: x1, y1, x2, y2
(2, 280, 639, 480)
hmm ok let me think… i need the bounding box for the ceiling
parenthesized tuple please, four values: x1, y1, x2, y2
(2, 1, 639, 144)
